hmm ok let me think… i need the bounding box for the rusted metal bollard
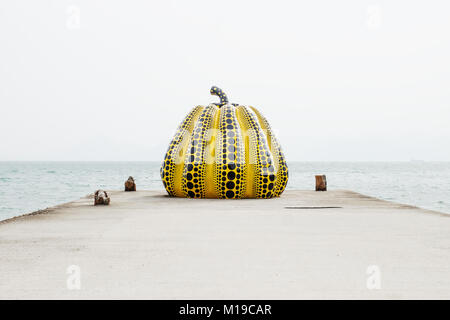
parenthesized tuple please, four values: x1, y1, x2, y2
(124, 176, 136, 191)
(315, 175, 327, 191)
(94, 190, 110, 205)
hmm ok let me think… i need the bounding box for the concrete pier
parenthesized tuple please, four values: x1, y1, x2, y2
(1, 190, 450, 299)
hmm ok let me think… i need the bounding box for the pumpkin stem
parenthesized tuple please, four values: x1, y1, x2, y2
(210, 86, 229, 106)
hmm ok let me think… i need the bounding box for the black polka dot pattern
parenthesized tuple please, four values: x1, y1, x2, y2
(160, 87, 289, 199)
(182, 105, 217, 198)
(249, 106, 288, 196)
(160, 106, 203, 196)
(237, 106, 277, 199)
(214, 105, 246, 199)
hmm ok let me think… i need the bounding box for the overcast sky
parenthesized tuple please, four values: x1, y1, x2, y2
(1, 0, 449, 161)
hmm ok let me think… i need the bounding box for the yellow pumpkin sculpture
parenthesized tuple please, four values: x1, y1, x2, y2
(160, 86, 288, 199)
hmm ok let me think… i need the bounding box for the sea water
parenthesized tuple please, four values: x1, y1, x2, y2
(0, 161, 449, 221)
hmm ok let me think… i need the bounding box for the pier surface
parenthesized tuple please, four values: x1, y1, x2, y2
(1, 190, 450, 299)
